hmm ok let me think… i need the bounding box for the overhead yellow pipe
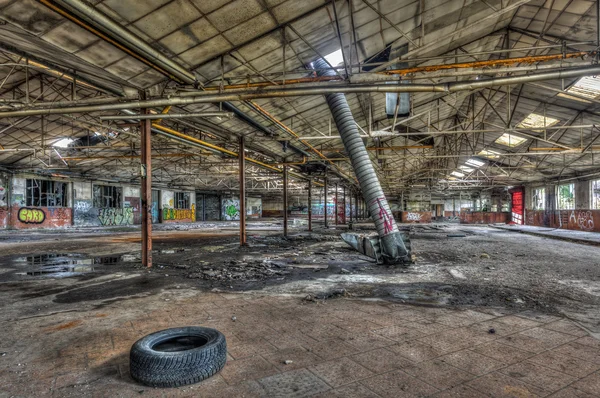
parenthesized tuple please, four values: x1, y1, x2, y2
(154, 106, 172, 125)
(63, 153, 199, 160)
(151, 123, 282, 173)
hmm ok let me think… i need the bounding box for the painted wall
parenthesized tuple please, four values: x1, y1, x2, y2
(10, 177, 72, 229)
(523, 181, 599, 232)
(161, 190, 196, 223)
(401, 211, 432, 223)
(458, 212, 511, 224)
(73, 182, 138, 227)
(73, 181, 97, 226)
(123, 186, 141, 225)
(247, 197, 262, 218)
(0, 172, 8, 229)
(221, 197, 240, 221)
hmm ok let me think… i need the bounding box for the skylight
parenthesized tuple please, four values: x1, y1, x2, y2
(53, 138, 74, 148)
(324, 49, 344, 66)
(495, 133, 527, 147)
(566, 75, 600, 99)
(478, 149, 501, 159)
(450, 171, 465, 178)
(459, 165, 474, 172)
(466, 158, 485, 167)
(517, 113, 559, 131)
(556, 93, 592, 103)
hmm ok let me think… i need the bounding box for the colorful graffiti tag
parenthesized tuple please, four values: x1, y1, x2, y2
(18, 207, 46, 224)
(163, 204, 196, 221)
(222, 199, 240, 221)
(98, 207, 134, 226)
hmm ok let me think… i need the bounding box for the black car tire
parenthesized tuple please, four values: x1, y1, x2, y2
(130, 326, 227, 388)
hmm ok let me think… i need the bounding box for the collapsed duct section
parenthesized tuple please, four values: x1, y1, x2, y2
(313, 58, 411, 264)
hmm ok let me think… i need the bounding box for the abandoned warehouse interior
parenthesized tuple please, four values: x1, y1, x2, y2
(1, 0, 600, 396)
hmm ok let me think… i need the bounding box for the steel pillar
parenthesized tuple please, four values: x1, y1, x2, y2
(140, 100, 152, 268)
(239, 135, 247, 246)
(342, 186, 346, 224)
(308, 179, 312, 232)
(335, 183, 338, 226)
(324, 170, 329, 228)
(283, 165, 288, 237)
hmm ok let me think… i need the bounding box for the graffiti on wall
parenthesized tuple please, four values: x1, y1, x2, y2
(163, 204, 196, 221)
(222, 199, 240, 221)
(406, 212, 423, 221)
(0, 185, 5, 207)
(18, 207, 46, 224)
(98, 207, 134, 226)
(73, 200, 97, 225)
(569, 210, 595, 231)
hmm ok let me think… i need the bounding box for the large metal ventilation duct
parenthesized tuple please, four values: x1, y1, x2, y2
(313, 58, 410, 264)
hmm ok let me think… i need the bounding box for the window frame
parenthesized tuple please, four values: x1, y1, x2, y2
(26, 179, 68, 207)
(174, 192, 190, 209)
(93, 185, 122, 208)
(591, 179, 600, 210)
(557, 183, 575, 210)
(532, 187, 546, 210)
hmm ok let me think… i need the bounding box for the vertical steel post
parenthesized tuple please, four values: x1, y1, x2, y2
(335, 183, 338, 225)
(342, 186, 346, 224)
(283, 165, 288, 237)
(349, 188, 352, 224)
(324, 170, 329, 228)
(141, 99, 152, 268)
(239, 135, 247, 246)
(308, 178, 312, 232)
(354, 192, 358, 221)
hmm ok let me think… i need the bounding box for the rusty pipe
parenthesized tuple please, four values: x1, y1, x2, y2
(4, 65, 600, 118)
(200, 51, 593, 91)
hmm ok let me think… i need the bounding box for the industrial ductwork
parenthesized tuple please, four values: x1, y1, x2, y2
(313, 58, 410, 264)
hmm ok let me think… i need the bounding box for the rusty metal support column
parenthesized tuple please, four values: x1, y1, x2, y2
(140, 99, 152, 268)
(283, 165, 288, 237)
(239, 135, 247, 246)
(342, 186, 346, 224)
(349, 189, 352, 224)
(335, 183, 338, 225)
(324, 169, 329, 228)
(355, 192, 359, 221)
(307, 178, 312, 232)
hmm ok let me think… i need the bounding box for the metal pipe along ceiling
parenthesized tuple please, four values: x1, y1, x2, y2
(42, 0, 196, 85)
(3, 65, 600, 118)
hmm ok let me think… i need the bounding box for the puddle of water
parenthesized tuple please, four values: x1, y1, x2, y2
(11, 253, 124, 277)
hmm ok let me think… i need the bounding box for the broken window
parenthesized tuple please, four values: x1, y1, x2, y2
(591, 180, 600, 209)
(557, 183, 575, 210)
(174, 192, 190, 209)
(532, 187, 545, 210)
(26, 179, 68, 207)
(93, 185, 122, 208)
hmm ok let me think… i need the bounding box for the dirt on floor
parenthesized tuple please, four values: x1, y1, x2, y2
(0, 221, 599, 336)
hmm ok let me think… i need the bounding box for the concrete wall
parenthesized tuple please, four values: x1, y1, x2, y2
(524, 180, 599, 231)
(161, 190, 196, 223)
(221, 196, 240, 221)
(10, 176, 73, 229)
(0, 172, 9, 229)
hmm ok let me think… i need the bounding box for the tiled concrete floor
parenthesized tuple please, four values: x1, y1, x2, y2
(1, 291, 599, 397)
